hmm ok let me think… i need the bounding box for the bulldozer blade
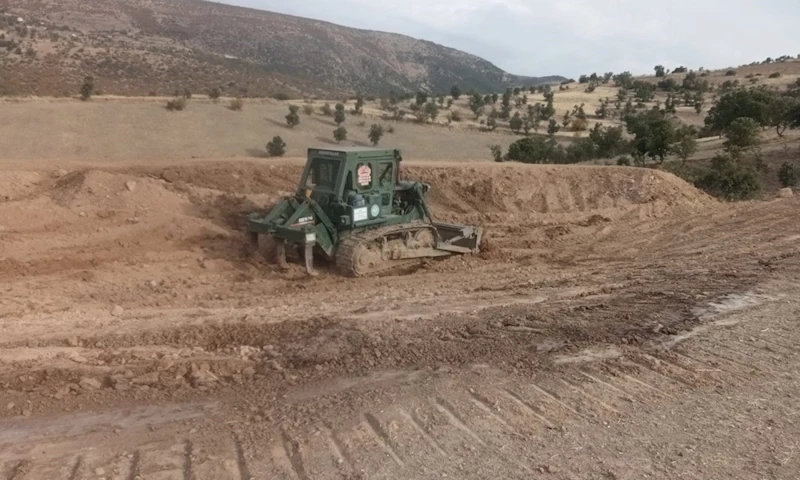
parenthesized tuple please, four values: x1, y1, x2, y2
(433, 222, 483, 254)
(276, 238, 290, 270)
(304, 243, 319, 277)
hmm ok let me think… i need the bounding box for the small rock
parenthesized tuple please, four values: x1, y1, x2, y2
(67, 336, 80, 347)
(79, 377, 102, 390)
(241, 367, 256, 378)
(125, 181, 137, 192)
(69, 352, 89, 364)
(22, 409, 32, 417)
(95, 467, 105, 476)
(52, 169, 68, 178)
(266, 360, 283, 371)
(190, 369, 218, 387)
(131, 372, 160, 386)
(78, 211, 87, 218)
(778, 187, 793, 198)
(652, 323, 664, 334)
(6, 402, 14, 410)
(110, 305, 124, 317)
(161, 169, 180, 183)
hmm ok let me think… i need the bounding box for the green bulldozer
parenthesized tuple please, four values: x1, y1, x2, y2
(246, 147, 483, 276)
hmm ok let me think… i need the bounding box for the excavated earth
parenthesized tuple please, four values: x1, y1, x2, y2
(1, 158, 799, 480)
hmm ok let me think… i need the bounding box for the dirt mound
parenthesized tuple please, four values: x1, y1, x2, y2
(404, 163, 715, 221)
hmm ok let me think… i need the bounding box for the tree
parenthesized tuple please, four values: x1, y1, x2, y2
(507, 136, 552, 163)
(654, 65, 666, 77)
(603, 72, 614, 84)
(415, 91, 428, 106)
(286, 105, 301, 128)
(695, 153, 761, 200)
(424, 101, 440, 122)
(579, 74, 589, 84)
(208, 87, 221, 102)
(468, 93, 484, 117)
(778, 162, 798, 188)
(542, 92, 556, 119)
(334, 103, 346, 125)
(368, 124, 384, 146)
(547, 118, 560, 138)
(266, 136, 286, 157)
(354, 94, 364, 115)
(672, 125, 698, 163)
(486, 116, 498, 131)
(613, 71, 634, 89)
(491, 93, 499, 104)
(561, 110, 572, 129)
(589, 124, 626, 158)
(229, 98, 243, 111)
(571, 118, 588, 132)
(766, 95, 800, 137)
(333, 126, 347, 144)
(723, 117, 760, 150)
(450, 85, 462, 100)
(80, 76, 94, 101)
(624, 108, 677, 163)
(321, 103, 333, 116)
(509, 112, 523, 133)
(704, 87, 775, 134)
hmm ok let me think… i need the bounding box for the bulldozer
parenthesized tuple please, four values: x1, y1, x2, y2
(246, 147, 482, 276)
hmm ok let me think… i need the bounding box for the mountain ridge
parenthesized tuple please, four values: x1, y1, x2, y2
(0, 0, 565, 97)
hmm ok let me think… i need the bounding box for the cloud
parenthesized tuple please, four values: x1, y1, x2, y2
(218, 0, 800, 77)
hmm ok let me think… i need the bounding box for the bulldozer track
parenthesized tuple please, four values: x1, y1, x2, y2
(335, 222, 436, 277)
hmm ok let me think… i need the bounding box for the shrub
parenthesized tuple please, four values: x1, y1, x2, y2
(286, 105, 300, 128)
(778, 162, 798, 188)
(266, 136, 286, 157)
(616, 156, 632, 166)
(694, 154, 761, 200)
(448, 110, 462, 122)
(166, 97, 187, 111)
(489, 144, 504, 162)
(229, 98, 243, 111)
(321, 103, 333, 116)
(368, 124, 384, 146)
(271, 92, 291, 101)
(725, 70, 737, 76)
(769, 72, 782, 79)
(79, 76, 94, 101)
(302, 105, 314, 115)
(334, 104, 346, 125)
(723, 117, 760, 150)
(386, 125, 395, 134)
(571, 118, 588, 132)
(208, 87, 221, 101)
(333, 126, 347, 143)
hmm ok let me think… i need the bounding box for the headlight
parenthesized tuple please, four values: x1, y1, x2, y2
(305, 232, 316, 244)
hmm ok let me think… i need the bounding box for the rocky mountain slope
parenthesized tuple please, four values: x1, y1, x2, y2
(0, 0, 564, 97)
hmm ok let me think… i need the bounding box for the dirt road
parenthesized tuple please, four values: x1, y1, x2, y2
(0, 158, 798, 479)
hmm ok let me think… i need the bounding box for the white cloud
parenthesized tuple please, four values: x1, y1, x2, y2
(219, 0, 800, 78)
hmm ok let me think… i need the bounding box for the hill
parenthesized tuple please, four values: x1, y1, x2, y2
(0, 0, 565, 97)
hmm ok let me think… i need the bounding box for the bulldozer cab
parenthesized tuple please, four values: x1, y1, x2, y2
(299, 147, 401, 223)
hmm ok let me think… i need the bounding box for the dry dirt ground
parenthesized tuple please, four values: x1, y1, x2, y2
(1, 157, 799, 479)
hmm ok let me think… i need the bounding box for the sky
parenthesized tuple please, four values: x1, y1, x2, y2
(216, 0, 800, 78)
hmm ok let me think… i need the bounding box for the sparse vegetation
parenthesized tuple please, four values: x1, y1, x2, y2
(266, 136, 286, 157)
(778, 162, 798, 188)
(769, 72, 782, 79)
(334, 104, 346, 125)
(489, 144, 504, 162)
(302, 105, 314, 115)
(208, 87, 221, 102)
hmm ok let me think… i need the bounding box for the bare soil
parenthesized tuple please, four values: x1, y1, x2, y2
(1, 157, 799, 479)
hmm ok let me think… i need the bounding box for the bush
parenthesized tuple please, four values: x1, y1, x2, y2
(266, 136, 286, 157)
(229, 98, 243, 111)
(334, 104, 346, 125)
(302, 105, 314, 115)
(333, 126, 347, 144)
(725, 70, 737, 76)
(449, 110, 462, 122)
(368, 124, 384, 146)
(271, 93, 291, 101)
(166, 97, 187, 111)
(286, 105, 300, 128)
(617, 156, 632, 166)
(321, 103, 333, 116)
(694, 154, 761, 200)
(769, 72, 782, 79)
(778, 162, 798, 188)
(208, 87, 221, 101)
(724, 117, 760, 150)
(79, 76, 94, 101)
(386, 125, 395, 134)
(571, 118, 588, 132)
(489, 144, 504, 162)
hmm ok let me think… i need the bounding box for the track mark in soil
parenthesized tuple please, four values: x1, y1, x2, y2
(67, 457, 82, 480)
(126, 451, 141, 480)
(627, 355, 695, 386)
(711, 340, 783, 363)
(322, 425, 353, 470)
(399, 409, 447, 457)
(281, 432, 311, 480)
(559, 379, 620, 414)
(498, 388, 557, 429)
(7, 460, 30, 480)
(467, 391, 516, 433)
(527, 382, 583, 417)
(695, 344, 774, 373)
(579, 371, 642, 405)
(755, 336, 798, 353)
(620, 374, 674, 398)
(233, 434, 252, 480)
(362, 413, 404, 468)
(183, 441, 196, 480)
(433, 398, 485, 446)
(669, 350, 747, 382)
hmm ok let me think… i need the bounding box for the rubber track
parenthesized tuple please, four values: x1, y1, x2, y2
(335, 221, 436, 277)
